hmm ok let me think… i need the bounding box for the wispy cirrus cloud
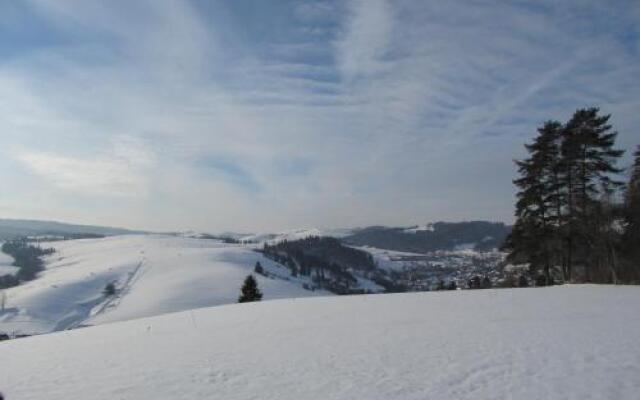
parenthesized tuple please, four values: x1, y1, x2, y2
(0, 0, 638, 231)
(17, 136, 155, 197)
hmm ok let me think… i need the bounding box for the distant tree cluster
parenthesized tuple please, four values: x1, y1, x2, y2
(467, 275, 492, 289)
(434, 280, 458, 291)
(504, 108, 639, 284)
(197, 233, 241, 244)
(344, 222, 510, 253)
(261, 236, 378, 294)
(0, 239, 55, 288)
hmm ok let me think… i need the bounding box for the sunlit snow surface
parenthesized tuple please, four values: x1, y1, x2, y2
(1, 285, 639, 399)
(0, 235, 327, 334)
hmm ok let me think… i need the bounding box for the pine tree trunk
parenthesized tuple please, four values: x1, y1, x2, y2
(608, 241, 619, 284)
(566, 237, 573, 282)
(566, 165, 574, 282)
(580, 145, 590, 282)
(553, 169, 564, 279)
(542, 214, 551, 284)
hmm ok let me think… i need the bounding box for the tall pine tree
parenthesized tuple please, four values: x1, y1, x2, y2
(505, 120, 563, 283)
(561, 108, 624, 281)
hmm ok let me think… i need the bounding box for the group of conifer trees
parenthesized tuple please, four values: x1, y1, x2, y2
(504, 107, 640, 284)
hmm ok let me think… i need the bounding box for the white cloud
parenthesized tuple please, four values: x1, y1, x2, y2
(335, 0, 393, 81)
(17, 137, 155, 197)
(0, 0, 638, 231)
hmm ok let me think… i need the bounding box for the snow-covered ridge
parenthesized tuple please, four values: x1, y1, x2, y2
(224, 228, 353, 244)
(403, 223, 435, 233)
(1, 286, 638, 400)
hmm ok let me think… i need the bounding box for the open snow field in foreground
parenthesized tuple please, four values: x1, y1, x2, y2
(1, 285, 639, 400)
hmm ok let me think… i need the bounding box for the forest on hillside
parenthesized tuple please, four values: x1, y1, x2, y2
(0, 240, 55, 288)
(261, 237, 405, 294)
(343, 222, 510, 253)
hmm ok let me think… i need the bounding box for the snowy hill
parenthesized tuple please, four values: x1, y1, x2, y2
(0, 235, 327, 335)
(0, 218, 141, 239)
(1, 286, 638, 399)
(234, 227, 353, 244)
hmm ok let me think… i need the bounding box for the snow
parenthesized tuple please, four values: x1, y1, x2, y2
(0, 235, 327, 335)
(0, 251, 18, 276)
(352, 245, 423, 271)
(453, 242, 477, 251)
(403, 223, 434, 233)
(239, 227, 353, 244)
(1, 285, 639, 400)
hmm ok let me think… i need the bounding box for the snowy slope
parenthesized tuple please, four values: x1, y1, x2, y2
(0, 218, 140, 239)
(1, 286, 639, 400)
(351, 245, 424, 271)
(0, 235, 327, 334)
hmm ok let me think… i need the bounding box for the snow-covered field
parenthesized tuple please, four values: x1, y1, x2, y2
(1, 285, 638, 399)
(0, 235, 327, 335)
(352, 245, 424, 271)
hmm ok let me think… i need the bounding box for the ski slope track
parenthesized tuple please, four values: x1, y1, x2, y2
(0, 235, 327, 334)
(1, 285, 639, 400)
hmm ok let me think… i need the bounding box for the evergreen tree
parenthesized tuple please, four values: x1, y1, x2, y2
(238, 275, 263, 303)
(622, 146, 640, 281)
(468, 275, 481, 289)
(561, 108, 624, 281)
(518, 275, 529, 287)
(505, 120, 563, 283)
(481, 276, 492, 289)
(103, 282, 116, 296)
(535, 274, 547, 287)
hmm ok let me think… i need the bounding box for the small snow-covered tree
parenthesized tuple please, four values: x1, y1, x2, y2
(103, 282, 116, 296)
(238, 275, 263, 303)
(254, 261, 264, 275)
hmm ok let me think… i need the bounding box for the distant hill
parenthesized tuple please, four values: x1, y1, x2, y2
(0, 219, 143, 240)
(343, 221, 511, 253)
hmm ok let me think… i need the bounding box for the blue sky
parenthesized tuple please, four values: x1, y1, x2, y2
(0, 0, 639, 232)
